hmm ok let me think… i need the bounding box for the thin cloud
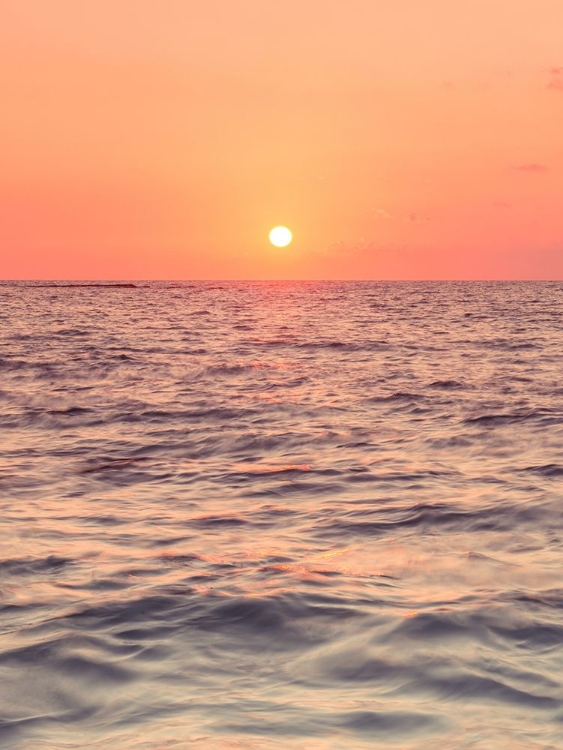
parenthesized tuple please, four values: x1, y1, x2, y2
(404, 213, 431, 223)
(514, 164, 548, 173)
(547, 66, 563, 92)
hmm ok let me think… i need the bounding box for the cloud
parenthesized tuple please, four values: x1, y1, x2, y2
(493, 200, 511, 209)
(373, 208, 391, 220)
(547, 66, 563, 92)
(404, 212, 431, 223)
(514, 163, 548, 173)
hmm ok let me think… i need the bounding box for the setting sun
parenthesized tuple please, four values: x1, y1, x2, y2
(269, 226, 293, 248)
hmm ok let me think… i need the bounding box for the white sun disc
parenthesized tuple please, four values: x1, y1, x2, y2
(269, 226, 293, 247)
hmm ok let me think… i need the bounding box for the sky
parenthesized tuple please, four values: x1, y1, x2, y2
(1, 0, 562, 279)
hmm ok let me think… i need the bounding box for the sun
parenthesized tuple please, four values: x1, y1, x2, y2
(269, 226, 293, 247)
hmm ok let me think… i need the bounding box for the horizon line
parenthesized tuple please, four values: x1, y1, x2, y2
(1, 278, 562, 284)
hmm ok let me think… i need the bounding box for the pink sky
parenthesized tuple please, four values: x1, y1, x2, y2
(1, 0, 562, 279)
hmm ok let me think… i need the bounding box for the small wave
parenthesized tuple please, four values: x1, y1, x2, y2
(0, 555, 73, 576)
(47, 406, 94, 417)
(335, 709, 444, 736)
(367, 391, 423, 403)
(315, 499, 546, 539)
(233, 462, 313, 475)
(79, 457, 146, 474)
(464, 409, 556, 426)
(521, 464, 563, 478)
(189, 515, 247, 528)
(53, 328, 91, 336)
(428, 379, 466, 389)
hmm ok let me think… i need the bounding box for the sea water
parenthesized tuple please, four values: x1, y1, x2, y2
(1, 281, 562, 748)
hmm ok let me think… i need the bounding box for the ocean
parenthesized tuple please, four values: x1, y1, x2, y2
(1, 280, 562, 749)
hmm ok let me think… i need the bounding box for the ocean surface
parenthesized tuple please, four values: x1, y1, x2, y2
(1, 280, 563, 749)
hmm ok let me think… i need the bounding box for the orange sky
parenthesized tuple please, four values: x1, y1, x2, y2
(1, 0, 562, 279)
